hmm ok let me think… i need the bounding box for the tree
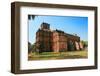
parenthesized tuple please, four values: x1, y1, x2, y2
(31, 43, 36, 52)
(28, 42, 32, 53)
(28, 42, 37, 53)
(81, 40, 88, 49)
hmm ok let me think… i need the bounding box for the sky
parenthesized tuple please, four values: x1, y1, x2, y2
(28, 15, 88, 44)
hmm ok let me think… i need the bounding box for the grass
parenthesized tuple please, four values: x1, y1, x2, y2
(28, 50, 88, 60)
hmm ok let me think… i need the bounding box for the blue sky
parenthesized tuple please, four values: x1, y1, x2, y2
(28, 15, 88, 44)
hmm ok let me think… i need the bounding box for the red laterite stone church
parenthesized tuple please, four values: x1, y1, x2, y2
(35, 22, 83, 53)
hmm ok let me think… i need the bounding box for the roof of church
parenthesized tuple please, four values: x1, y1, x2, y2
(37, 22, 80, 38)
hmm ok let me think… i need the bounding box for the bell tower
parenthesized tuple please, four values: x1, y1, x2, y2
(41, 22, 50, 30)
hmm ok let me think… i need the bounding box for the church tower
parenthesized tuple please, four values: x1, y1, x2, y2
(40, 22, 50, 30)
(36, 22, 52, 53)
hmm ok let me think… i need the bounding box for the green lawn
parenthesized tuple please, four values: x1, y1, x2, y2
(28, 50, 88, 60)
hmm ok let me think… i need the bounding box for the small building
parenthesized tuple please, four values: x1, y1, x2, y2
(36, 22, 83, 53)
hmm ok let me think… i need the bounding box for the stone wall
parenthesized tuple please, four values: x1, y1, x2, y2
(36, 23, 83, 53)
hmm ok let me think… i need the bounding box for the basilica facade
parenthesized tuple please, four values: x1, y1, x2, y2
(35, 22, 83, 53)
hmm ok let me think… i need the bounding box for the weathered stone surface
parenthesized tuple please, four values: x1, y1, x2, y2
(79, 42, 83, 50)
(75, 41, 80, 50)
(36, 22, 80, 52)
